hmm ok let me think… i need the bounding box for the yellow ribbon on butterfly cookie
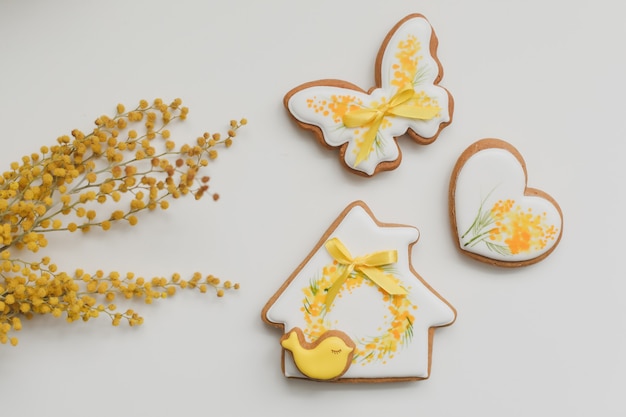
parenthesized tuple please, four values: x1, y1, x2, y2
(342, 84, 440, 166)
(324, 237, 406, 308)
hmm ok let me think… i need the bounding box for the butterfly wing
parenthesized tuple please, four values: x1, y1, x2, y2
(285, 82, 401, 176)
(376, 14, 452, 142)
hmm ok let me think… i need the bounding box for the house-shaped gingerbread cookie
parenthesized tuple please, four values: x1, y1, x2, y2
(262, 201, 456, 382)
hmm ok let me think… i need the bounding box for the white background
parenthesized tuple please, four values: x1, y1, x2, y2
(0, 1, 624, 415)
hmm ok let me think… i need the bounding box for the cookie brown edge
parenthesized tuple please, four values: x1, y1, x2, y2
(261, 200, 457, 383)
(448, 138, 564, 268)
(374, 13, 455, 146)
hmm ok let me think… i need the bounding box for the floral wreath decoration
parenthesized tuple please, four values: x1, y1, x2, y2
(300, 237, 417, 365)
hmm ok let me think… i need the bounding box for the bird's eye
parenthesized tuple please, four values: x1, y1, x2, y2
(331, 349, 342, 354)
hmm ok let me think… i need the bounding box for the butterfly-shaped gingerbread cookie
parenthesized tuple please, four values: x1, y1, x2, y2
(284, 14, 454, 177)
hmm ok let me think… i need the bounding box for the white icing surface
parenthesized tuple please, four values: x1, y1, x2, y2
(286, 15, 451, 176)
(264, 203, 455, 380)
(454, 147, 562, 262)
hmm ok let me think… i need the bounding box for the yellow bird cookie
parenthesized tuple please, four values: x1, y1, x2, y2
(280, 327, 355, 381)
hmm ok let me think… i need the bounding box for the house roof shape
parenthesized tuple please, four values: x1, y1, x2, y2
(262, 200, 456, 382)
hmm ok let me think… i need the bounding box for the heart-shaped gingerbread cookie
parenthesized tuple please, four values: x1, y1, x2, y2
(449, 139, 563, 267)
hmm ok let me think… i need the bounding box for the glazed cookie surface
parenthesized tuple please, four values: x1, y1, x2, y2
(449, 139, 563, 267)
(285, 14, 453, 177)
(262, 201, 456, 382)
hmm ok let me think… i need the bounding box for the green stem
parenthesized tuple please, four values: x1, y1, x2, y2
(463, 230, 494, 247)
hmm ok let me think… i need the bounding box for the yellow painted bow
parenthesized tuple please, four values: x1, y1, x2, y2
(342, 84, 440, 166)
(324, 237, 407, 308)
